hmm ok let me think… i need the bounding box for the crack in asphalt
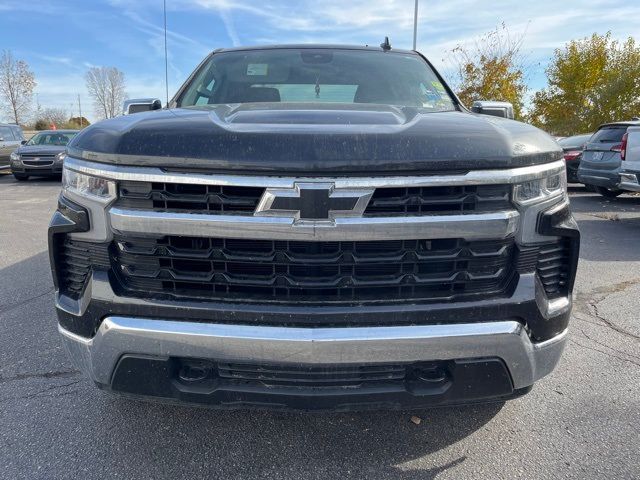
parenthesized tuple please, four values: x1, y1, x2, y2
(579, 328, 640, 362)
(588, 302, 640, 341)
(0, 380, 83, 404)
(0, 370, 80, 384)
(574, 278, 640, 342)
(0, 287, 55, 315)
(568, 338, 640, 368)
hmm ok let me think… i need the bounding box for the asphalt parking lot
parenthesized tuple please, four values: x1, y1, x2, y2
(0, 174, 639, 480)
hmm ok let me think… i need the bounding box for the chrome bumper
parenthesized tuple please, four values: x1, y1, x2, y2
(60, 317, 567, 390)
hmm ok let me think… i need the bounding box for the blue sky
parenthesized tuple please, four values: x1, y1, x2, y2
(0, 0, 637, 122)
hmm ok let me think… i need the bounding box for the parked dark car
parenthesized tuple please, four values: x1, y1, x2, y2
(578, 121, 640, 197)
(557, 133, 592, 183)
(10, 129, 79, 180)
(0, 123, 25, 170)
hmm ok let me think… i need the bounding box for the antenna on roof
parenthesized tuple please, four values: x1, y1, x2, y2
(163, 0, 169, 107)
(380, 36, 391, 51)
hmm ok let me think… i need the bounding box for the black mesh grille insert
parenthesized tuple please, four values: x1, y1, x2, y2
(363, 184, 511, 216)
(116, 181, 264, 215)
(216, 362, 408, 386)
(112, 235, 517, 303)
(536, 238, 572, 298)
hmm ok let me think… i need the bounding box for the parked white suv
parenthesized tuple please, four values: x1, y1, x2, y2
(619, 126, 640, 192)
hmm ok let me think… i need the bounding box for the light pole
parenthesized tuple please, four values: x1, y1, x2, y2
(412, 0, 419, 50)
(163, 0, 169, 107)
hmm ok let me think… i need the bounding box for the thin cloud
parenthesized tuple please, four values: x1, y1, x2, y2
(218, 8, 241, 46)
(5, 0, 638, 123)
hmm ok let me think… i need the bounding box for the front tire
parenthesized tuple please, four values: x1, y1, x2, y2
(13, 173, 28, 181)
(595, 186, 623, 198)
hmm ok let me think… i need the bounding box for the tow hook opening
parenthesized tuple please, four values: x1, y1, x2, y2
(178, 360, 215, 383)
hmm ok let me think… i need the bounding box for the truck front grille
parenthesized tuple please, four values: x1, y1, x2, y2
(53, 236, 570, 304)
(111, 235, 517, 303)
(363, 184, 511, 216)
(115, 181, 512, 217)
(117, 181, 265, 215)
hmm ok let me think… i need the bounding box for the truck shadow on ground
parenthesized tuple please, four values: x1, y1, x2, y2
(1, 251, 504, 479)
(100, 394, 504, 478)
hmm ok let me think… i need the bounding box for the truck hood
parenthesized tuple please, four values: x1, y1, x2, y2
(16, 145, 67, 156)
(69, 104, 562, 174)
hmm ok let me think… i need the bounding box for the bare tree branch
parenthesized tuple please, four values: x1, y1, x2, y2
(41, 107, 68, 127)
(0, 50, 36, 124)
(446, 24, 530, 119)
(85, 66, 127, 120)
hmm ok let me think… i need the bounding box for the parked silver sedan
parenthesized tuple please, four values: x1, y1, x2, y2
(9, 129, 79, 181)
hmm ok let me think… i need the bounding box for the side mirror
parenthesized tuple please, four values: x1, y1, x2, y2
(123, 98, 162, 115)
(21, 140, 27, 145)
(471, 101, 515, 120)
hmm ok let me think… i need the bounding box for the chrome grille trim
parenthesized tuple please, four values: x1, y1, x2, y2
(64, 156, 565, 189)
(22, 160, 54, 167)
(20, 153, 56, 159)
(109, 207, 519, 241)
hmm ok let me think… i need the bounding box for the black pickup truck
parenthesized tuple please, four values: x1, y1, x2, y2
(49, 44, 579, 410)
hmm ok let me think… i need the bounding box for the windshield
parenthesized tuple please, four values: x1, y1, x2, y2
(557, 134, 592, 148)
(177, 48, 456, 111)
(26, 131, 78, 146)
(589, 126, 628, 144)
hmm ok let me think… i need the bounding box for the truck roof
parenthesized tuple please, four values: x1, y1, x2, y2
(213, 44, 418, 55)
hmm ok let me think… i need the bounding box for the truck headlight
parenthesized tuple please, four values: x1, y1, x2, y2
(10, 152, 20, 161)
(513, 172, 567, 206)
(512, 169, 568, 244)
(56, 152, 66, 163)
(62, 167, 116, 201)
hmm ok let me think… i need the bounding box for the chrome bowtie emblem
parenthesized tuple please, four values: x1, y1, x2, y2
(255, 183, 374, 221)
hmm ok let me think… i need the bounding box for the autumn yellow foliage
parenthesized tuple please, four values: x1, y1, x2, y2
(450, 25, 528, 120)
(528, 33, 640, 136)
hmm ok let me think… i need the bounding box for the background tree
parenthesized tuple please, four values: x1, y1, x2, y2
(40, 107, 68, 127)
(67, 116, 90, 129)
(448, 24, 528, 119)
(34, 118, 49, 130)
(529, 33, 640, 135)
(85, 66, 127, 120)
(0, 50, 36, 124)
